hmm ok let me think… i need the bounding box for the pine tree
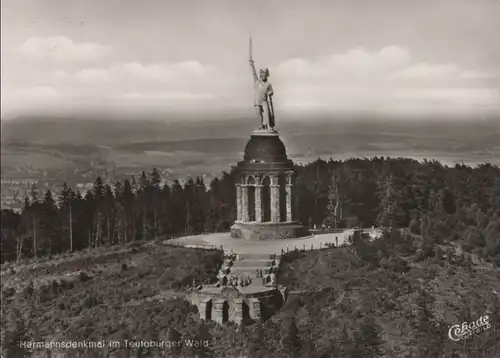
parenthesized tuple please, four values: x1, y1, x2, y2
(58, 183, 75, 252)
(170, 180, 186, 234)
(0, 210, 23, 263)
(71, 190, 88, 252)
(103, 184, 115, 245)
(326, 170, 341, 230)
(376, 174, 399, 229)
(39, 190, 60, 256)
(149, 168, 163, 238)
(23, 192, 40, 258)
(138, 171, 151, 241)
(83, 190, 96, 248)
(93, 177, 105, 246)
(121, 179, 136, 242)
(160, 183, 172, 237)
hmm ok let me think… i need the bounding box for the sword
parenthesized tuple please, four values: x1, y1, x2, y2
(249, 33, 253, 63)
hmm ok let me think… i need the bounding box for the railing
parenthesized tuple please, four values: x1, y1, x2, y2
(280, 241, 350, 258)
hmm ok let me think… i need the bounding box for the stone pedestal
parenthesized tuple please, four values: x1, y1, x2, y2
(230, 221, 308, 240)
(230, 129, 306, 240)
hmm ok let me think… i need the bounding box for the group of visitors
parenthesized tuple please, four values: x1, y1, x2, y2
(218, 274, 252, 288)
(255, 266, 275, 278)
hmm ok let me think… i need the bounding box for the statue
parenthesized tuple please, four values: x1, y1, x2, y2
(249, 35, 276, 131)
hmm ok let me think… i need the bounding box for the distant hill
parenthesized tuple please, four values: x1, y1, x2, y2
(1, 116, 498, 185)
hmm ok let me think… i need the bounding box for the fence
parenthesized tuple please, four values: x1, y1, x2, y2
(165, 240, 223, 252)
(279, 240, 350, 259)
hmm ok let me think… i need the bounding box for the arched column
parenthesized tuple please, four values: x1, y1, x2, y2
(254, 176, 263, 223)
(233, 298, 244, 325)
(213, 299, 226, 324)
(241, 183, 249, 222)
(285, 171, 293, 222)
(270, 174, 280, 222)
(235, 183, 242, 221)
(249, 298, 262, 322)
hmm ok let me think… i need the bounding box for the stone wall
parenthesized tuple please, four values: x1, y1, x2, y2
(187, 287, 283, 325)
(230, 221, 309, 241)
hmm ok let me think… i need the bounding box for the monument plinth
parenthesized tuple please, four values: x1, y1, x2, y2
(231, 129, 308, 240)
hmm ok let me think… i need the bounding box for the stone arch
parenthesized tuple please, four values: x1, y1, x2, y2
(261, 174, 271, 183)
(242, 300, 250, 322)
(262, 176, 271, 222)
(246, 175, 256, 185)
(222, 301, 229, 323)
(205, 300, 212, 320)
(200, 298, 213, 321)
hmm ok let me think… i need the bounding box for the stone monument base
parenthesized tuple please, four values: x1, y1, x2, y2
(230, 221, 309, 241)
(251, 128, 279, 136)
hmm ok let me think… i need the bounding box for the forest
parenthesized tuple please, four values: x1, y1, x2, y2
(1, 157, 500, 357)
(1, 157, 499, 266)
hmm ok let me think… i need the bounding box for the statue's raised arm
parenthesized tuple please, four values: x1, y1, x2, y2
(249, 35, 258, 83)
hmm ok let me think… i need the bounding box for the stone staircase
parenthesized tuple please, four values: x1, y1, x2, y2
(216, 253, 280, 288)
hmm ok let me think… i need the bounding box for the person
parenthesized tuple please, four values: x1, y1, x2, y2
(249, 39, 275, 130)
(250, 64, 274, 129)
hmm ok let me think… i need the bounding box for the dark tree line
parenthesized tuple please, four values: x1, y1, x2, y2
(0, 168, 236, 263)
(2, 158, 499, 264)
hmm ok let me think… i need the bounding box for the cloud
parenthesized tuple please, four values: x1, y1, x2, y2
(72, 61, 214, 84)
(52, 70, 71, 81)
(275, 46, 411, 81)
(76, 68, 111, 83)
(25, 86, 60, 98)
(459, 70, 499, 80)
(19, 36, 112, 62)
(272, 46, 500, 112)
(396, 63, 462, 79)
(119, 92, 214, 100)
(4, 41, 499, 115)
(393, 88, 500, 106)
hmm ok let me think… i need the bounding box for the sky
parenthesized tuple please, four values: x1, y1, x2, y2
(1, 0, 500, 119)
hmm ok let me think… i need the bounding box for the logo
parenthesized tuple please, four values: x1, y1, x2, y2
(448, 315, 491, 341)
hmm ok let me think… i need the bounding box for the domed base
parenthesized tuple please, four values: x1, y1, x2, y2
(230, 221, 309, 241)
